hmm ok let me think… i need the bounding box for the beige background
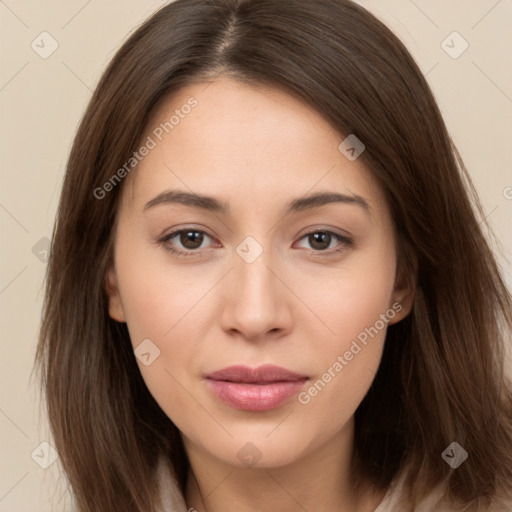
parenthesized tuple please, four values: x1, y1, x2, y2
(1, 1, 511, 510)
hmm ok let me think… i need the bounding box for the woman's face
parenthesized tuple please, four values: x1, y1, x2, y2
(106, 76, 413, 470)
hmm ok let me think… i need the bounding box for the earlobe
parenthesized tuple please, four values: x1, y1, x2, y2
(104, 265, 126, 323)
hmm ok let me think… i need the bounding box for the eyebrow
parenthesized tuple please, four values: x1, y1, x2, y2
(143, 189, 371, 216)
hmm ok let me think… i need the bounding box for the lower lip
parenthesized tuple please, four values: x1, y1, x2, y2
(207, 379, 308, 412)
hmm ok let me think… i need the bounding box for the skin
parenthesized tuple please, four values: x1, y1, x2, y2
(105, 76, 415, 512)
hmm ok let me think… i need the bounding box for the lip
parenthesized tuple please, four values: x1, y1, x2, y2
(206, 365, 308, 412)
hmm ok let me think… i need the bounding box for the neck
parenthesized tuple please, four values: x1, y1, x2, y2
(183, 419, 385, 512)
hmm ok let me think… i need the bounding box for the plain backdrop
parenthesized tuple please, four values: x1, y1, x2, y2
(1, 1, 511, 510)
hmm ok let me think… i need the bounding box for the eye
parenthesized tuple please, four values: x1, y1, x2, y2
(294, 230, 353, 255)
(159, 228, 217, 257)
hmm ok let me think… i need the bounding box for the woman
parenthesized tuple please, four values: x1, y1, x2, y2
(35, 0, 512, 510)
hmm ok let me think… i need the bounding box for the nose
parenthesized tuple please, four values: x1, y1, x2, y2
(219, 246, 294, 343)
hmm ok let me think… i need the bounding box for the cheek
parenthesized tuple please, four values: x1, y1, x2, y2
(113, 233, 221, 420)
(114, 255, 209, 431)
(294, 246, 396, 410)
(302, 286, 391, 407)
(294, 288, 391, 437)
(114, 227, 215, 346)
(299, 245, 396, 352)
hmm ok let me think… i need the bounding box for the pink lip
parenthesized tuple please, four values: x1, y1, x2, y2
(206, 365, 308, 412)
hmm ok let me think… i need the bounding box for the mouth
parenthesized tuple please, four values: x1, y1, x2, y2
(205, 364, 309, 412)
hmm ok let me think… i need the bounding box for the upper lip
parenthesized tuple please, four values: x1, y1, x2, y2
(206, 364, 308, 383)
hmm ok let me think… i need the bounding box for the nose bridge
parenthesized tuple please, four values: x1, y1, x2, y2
(220, 236, 292, 339)
(236, 249, 275, 304)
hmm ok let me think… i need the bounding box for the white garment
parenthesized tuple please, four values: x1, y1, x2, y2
(157, 458, 188, 511)
(156, 457, 512, 512)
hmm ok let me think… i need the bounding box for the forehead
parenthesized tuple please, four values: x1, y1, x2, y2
(122, 76, 387, 217)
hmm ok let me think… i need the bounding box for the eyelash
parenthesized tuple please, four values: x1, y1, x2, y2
(158, 228, 354, 258)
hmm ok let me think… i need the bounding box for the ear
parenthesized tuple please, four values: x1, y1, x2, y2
(387, 249, 417, 325)
(104, 264, 126, 323)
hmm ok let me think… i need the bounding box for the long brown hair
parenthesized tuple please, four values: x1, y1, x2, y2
(35, 0, 512, 510)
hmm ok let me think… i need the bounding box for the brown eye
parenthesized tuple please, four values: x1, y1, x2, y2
(308, 232, 331, 250)
(159, 228, 215, 256)
(178, 230, 204, 250)
(296, 230, 353, 254)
